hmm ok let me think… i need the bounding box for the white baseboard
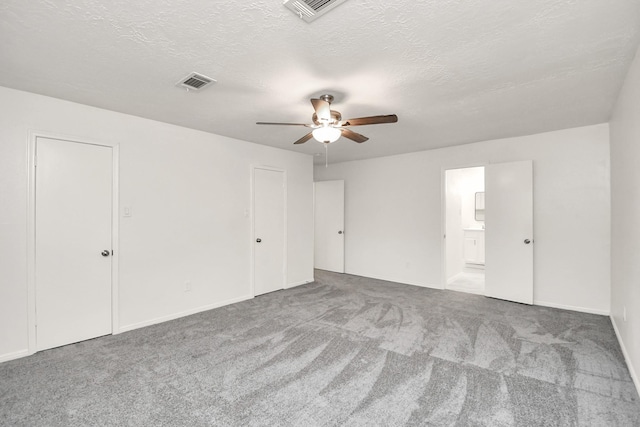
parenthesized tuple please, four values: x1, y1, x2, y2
(611, 315, 640, 397)
(533, 300, 609, 316)
(286, 278, 314, 289)
(422, 282, 446, 290)
(345, 271, 440, 290)
(0, 349, 29, 364)
(119, 294, 254, 333)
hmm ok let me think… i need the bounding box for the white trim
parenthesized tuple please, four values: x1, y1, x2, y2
(439, 167, 447, 290)
(111, 144, 120, 334)
(286, 278, 314, 289)
(611, 315, 640, 397)
(534, 299, 609, 316)
(0, 349, 30, 364)
(250, 166, 256, 297)
(27, 134, 36, 354)
(312, 182, 316, 272)
(251, 165, 288, 297)
(119, 294, 253, 333)
(27, 131, 120, 354)
(415, 283, 443, 290)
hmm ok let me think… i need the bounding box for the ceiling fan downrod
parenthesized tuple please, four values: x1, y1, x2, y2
(319, 94, 334, 104)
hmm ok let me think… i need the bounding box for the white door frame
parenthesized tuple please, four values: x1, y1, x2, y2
(27, 131, 120, 355)
(250, 165, 287, 297)
(440, 163, 487, 290)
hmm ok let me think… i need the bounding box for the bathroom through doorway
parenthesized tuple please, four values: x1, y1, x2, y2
(444, 166, 485, 295)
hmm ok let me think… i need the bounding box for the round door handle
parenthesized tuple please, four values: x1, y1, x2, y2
(256, 238, 262, 243)
(101, 250, 110, 257)
(524, 239, 531, 244)
(338, 231, 343, 234)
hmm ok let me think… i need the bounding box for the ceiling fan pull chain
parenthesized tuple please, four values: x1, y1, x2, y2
(325, 143, 329, 168)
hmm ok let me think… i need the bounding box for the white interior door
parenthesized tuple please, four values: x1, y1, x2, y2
(253, 168, 286, 296)
(35, 137, 113, 351)
(484, 160, 534, 304)
(314, 180, 345, 273)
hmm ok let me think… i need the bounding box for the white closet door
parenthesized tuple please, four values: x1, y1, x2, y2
(253, 168, 286, 296)
(35, 137, 113, 350)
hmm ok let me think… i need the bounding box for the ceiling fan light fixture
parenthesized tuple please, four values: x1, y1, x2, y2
(312, 126, 341, 143)
(256, 94, 397, 145)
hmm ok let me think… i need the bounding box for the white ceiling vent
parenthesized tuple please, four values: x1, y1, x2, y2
(176, 72, 216, 91)
(283, 0, 349, 23)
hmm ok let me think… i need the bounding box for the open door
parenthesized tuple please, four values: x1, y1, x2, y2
(484, 160, 533, 304)
(314, 180, 345, 273)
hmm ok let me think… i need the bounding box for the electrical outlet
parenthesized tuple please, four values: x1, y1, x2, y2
(623, 306, 627, 322)
(185, 281, 192, 292)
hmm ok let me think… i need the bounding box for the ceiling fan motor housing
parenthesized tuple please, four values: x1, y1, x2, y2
(312, 110, 342, 125)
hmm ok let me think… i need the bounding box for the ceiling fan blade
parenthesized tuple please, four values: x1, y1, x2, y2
(310, 98, 331, 122)
(256, 122, 311, 126)
(339, 114, 398, 127)
(340, 128, 369, 143)
(293, 132, 314, 145)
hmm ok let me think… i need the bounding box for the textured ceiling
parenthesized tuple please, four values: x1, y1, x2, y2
(1, 0, 639, 164)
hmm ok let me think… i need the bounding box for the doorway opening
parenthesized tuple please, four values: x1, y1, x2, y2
(444, 166, 485, 295)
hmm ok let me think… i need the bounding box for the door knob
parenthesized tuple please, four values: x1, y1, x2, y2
(524, 239, 531, 244)
(338, 231, 343, 234)
(256, 238, 262, 243)
(101, 250, 110, 257)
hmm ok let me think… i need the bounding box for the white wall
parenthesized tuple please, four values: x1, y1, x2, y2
(315, 124, 610, 314)
(0, 86, 314, 362)
(610, 45, 640, 391)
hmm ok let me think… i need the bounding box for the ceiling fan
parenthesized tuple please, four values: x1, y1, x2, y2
(256, 94, 398, 145)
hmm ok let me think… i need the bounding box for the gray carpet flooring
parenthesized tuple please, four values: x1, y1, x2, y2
(1, 270, 639, 426)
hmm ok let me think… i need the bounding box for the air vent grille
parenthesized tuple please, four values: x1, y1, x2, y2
(283, 0, 349, 22)
(304, 0, 332, 11)
(176, 72, 216, 91)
